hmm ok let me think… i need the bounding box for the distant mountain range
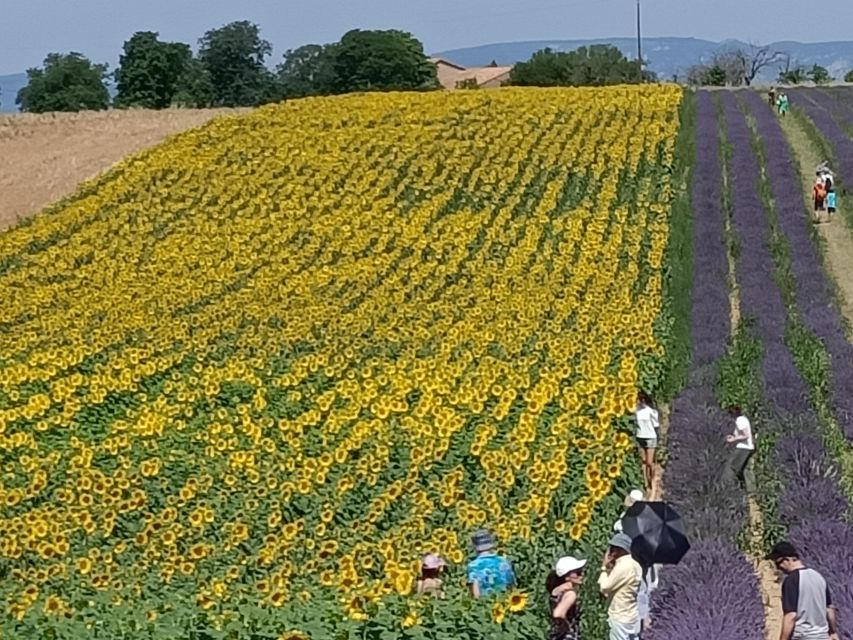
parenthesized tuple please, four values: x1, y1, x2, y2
(0, 73, 27, 113)
(436, 37, 853, 83)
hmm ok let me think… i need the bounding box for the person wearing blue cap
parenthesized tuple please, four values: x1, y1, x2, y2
(466, 529, 516, 598)
(598, 533, 643, 640)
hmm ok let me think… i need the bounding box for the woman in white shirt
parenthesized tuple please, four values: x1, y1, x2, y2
(634, 392, 659, 497)
(721, 406, 755, 489)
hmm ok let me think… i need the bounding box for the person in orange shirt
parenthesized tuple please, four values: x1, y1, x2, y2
(814, 178, 827, 222)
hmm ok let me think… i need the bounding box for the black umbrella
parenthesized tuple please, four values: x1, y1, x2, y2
(620, 501, 690, 566)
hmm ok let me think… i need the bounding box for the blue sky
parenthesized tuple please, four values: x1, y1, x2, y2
(2, 0, 853, 75)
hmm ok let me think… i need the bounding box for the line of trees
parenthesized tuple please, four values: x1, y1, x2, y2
(509, 45, 654, 87)
(685, 43, 848, 87)
(20, 24, 853, 112)
(16, 22, 438, 112)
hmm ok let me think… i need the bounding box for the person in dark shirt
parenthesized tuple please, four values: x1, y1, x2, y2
(766, 542, 839, 640)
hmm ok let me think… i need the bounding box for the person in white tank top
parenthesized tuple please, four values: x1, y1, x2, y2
(633, 392, 659, 498)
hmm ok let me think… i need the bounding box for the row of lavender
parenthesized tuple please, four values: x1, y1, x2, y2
(734, 90, 853, 633)
(790, 89, 853, 167)
(749, 88, 853, 439)
(646, 91, 764, 640)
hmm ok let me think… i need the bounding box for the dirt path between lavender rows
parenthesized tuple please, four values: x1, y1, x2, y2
(778, 113, 853, 333)
(0, 108, 243, 231)
(651, 404, 668, 502)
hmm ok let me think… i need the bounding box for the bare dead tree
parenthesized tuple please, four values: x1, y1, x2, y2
(778, 52, 793, 76)
(740, 43, 785, 86)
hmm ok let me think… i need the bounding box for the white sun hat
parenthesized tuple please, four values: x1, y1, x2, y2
(555, 556, 588, 577)
(624, 489, 645, 508)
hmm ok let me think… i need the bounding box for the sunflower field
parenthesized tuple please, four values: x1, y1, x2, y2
(0, 86, 683, 638)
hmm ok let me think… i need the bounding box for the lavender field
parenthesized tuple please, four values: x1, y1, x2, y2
(651, 89, 853, 638)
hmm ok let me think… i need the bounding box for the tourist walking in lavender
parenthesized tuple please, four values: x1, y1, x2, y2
(720, 406, 755, 490)
(546, 556, 586, 640)
(766, 542, 840, 640)
(814, 177, 827, 223)
(826, 188, 837, 222)
(777, 93, 789, 116)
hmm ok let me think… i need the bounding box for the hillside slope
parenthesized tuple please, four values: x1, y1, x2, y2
(0, 108, 242, 228)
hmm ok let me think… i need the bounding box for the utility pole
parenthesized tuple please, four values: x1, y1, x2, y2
(636, 0, 643, 79)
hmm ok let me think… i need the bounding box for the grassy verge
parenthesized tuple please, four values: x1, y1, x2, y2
(658, 91, 696, 400)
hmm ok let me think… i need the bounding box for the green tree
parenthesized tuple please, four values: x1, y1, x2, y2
(172, 57, 215, 107)
(778, 66, 808, 85)
(508, 48, 572, 86)
(510, 45, 645, 87)
(845, 69, 853, 83)
(198, 21, 277, 107)
(701, 65, 728, 86)
(276, 44, 338, 98)
(16, 52, 109, 113)
(114, 32, 192, 109)
(808, 64, 833, 85)
(332, 29, 437, 93)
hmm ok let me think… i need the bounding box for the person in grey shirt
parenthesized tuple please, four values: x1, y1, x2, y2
(767, 542, 840, 640)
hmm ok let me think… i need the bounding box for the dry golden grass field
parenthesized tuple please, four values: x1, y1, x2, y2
(0, 108, 243, 229)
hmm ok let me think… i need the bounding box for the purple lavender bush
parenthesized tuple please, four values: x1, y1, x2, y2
(646, 539, 765, 640)
(655, 92, 765, 637)
(788, 90, 853, 179)
(777, 478, 848, 527)
(742, 90, 853, 440)
(690, 91, 730, 368)
(720, 92, 813, 416)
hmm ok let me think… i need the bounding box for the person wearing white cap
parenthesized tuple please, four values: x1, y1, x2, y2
(613, 490, 645, 533)
(598, 533, 643, 640)
(546, 556, 586, 640)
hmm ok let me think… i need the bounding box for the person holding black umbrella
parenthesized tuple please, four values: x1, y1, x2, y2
(598, 533, 642, 640)
(619, 499, 691, 632)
